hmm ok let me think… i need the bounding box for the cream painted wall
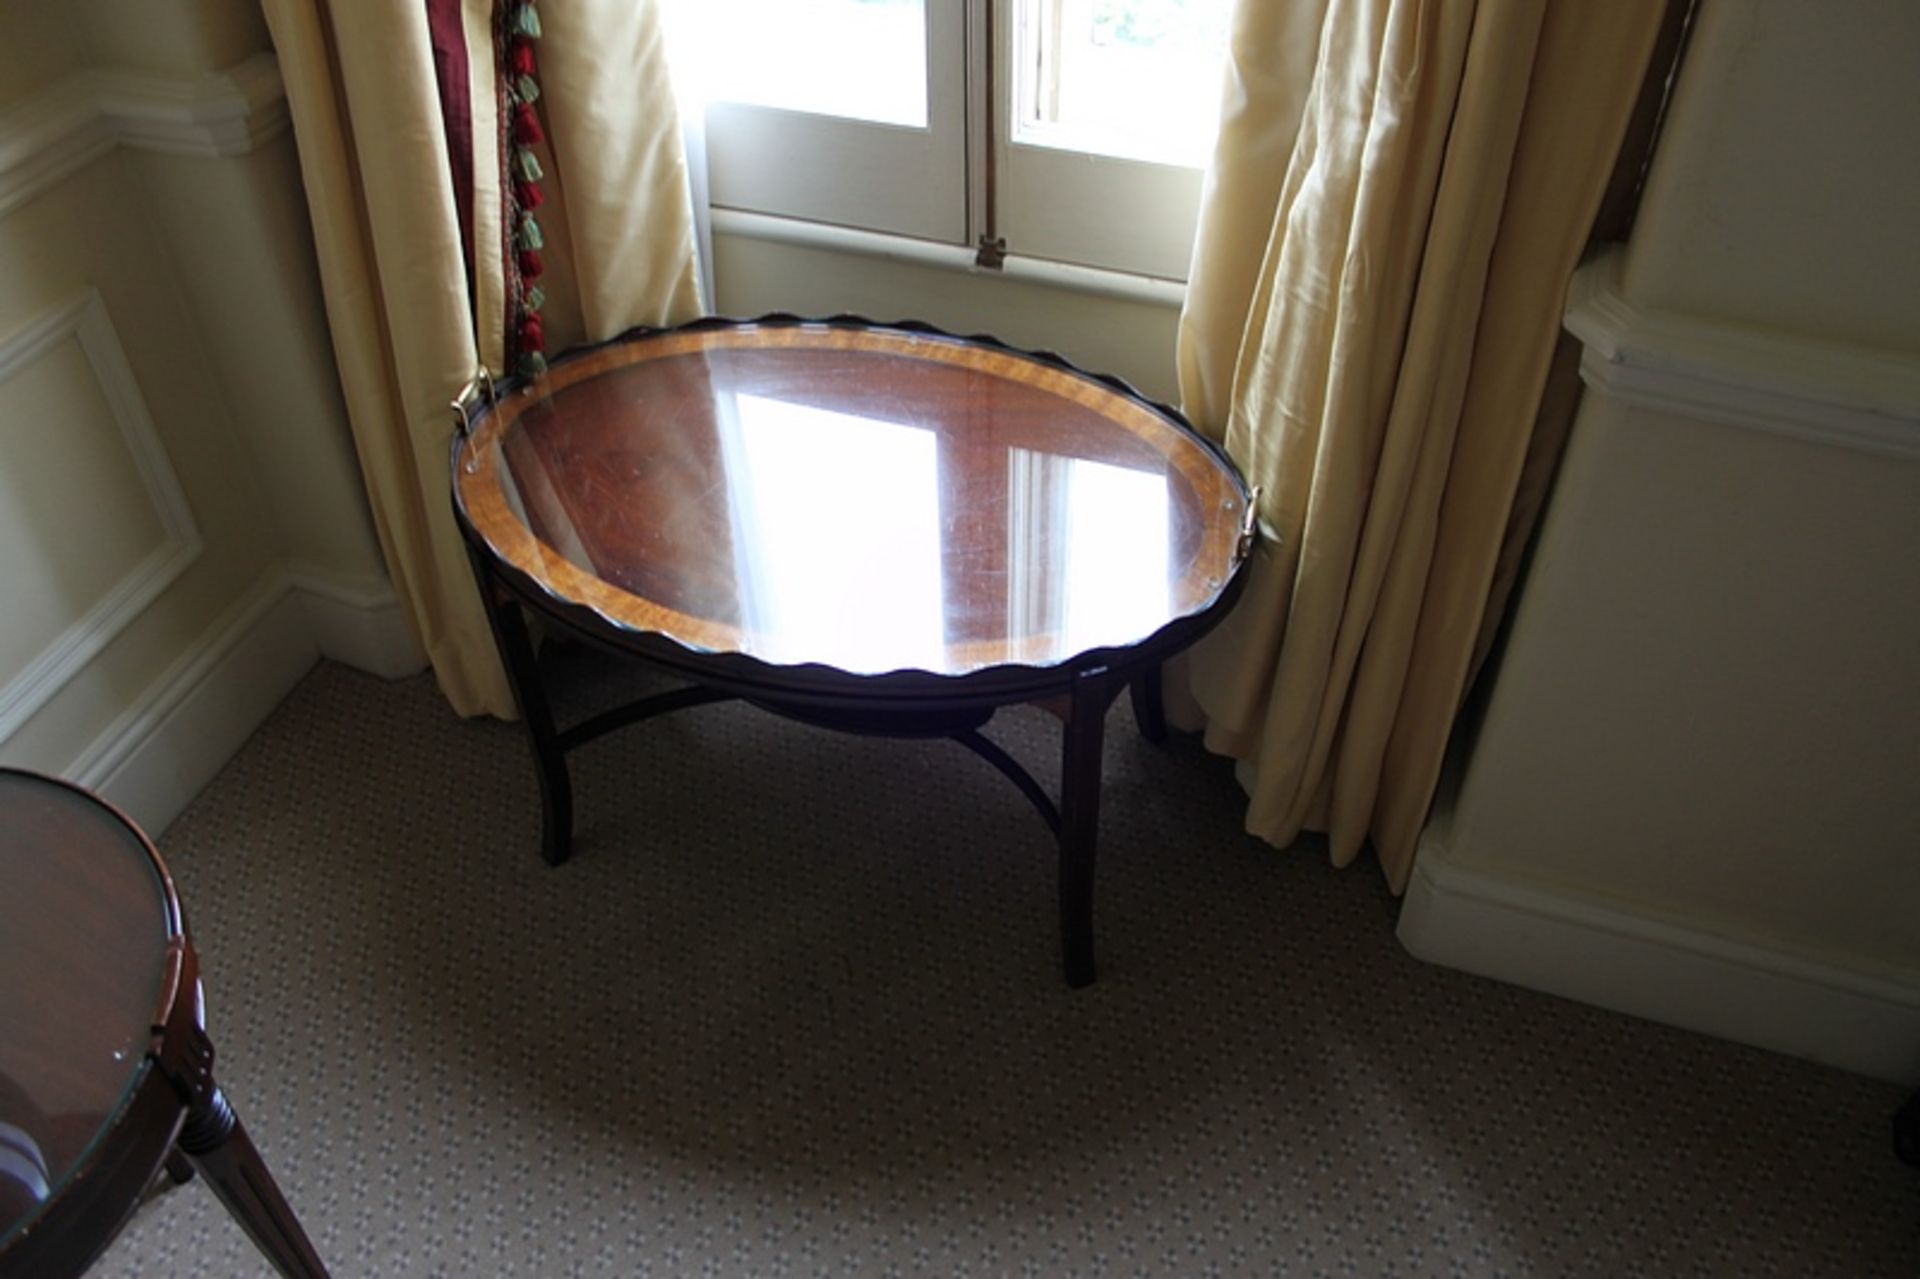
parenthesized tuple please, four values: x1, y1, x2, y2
(130, 139, 386, 580)
(78, 0, 271, 77)
(0, 0, 414, 830)
(0, 153, 280, 770)
(0, 0, 85, 110)
(712, 234, 1185, 403)
(1446, 393, 1920, 969)
(84, 0, 388, 587)
(1623, 0, 1920, 354)
(1402, 0, 1920, 1079)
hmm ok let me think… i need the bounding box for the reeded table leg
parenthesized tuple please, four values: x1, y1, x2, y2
(177, 1078, 330, 1279)
(159, 999, 329, 1279)
(1058, 668, 1122, 988)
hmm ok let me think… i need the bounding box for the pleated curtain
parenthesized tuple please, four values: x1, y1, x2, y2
(262, 0, 703, 716)
(1173, 0, 1668, 888)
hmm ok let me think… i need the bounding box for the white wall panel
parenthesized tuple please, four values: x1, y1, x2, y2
(0, 290, 200, 742)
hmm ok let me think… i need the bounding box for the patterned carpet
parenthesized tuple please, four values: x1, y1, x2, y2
(93, 654, 1917, 1277)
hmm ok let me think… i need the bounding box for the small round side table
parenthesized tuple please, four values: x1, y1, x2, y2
(0, 768, 328, 1277)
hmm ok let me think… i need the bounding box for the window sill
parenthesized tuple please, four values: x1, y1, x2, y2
(709, 209, 1187, 310)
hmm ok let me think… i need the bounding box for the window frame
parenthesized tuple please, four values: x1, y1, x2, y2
(696, 2, 968, 243)
(685, 0, 1218, 285)
(992, 0, 1212, 281)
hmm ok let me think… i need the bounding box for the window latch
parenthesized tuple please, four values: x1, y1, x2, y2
(974, 235, 1008, 270)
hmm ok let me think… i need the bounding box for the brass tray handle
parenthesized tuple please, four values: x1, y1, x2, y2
(1236, 486, 1264, 562)
(449, 367, 496, 439)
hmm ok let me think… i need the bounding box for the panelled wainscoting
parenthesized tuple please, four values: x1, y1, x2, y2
(0, 16, 419, 836)
(1400, 250, 1920, 1084)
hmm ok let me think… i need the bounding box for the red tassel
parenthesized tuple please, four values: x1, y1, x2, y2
(514, 180, 544, 210)
(518, 248, 544, 279)
(513, 102, 544, 146)
(510, 41, 536, 77)
(517, 315, 545, 352)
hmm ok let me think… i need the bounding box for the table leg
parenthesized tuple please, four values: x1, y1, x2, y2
(470, 558, 574, 866)
(159, 1008, 329, 1279)
(177, 1081, 330, 1278)
(1058, 668, 1121, 988)
(1128, 663, 1167, 744)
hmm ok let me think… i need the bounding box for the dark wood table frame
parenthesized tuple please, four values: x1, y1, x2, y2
(453, 316, 1253, 988)
(0, 771, 328, 1278)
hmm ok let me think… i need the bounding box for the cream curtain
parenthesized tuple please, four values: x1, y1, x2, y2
(1173, 0, 1666, 889)
(263, 0, 703, 716)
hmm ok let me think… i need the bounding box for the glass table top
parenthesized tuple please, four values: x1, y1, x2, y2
(455, 323, 1249, 678)
(0, 771, 173, 1248)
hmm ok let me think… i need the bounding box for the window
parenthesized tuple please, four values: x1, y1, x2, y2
(1015, 0, 1228, 165)
(665, 0, 1232, 283)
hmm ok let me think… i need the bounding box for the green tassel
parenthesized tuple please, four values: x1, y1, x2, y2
(517, 350, 548, 377)
(523, 284, 545, 313)
(513, 5, 542, 39)
(515, 74, 540, 104)
(513, 147, 543, 183)
(516, 214, 544, 251)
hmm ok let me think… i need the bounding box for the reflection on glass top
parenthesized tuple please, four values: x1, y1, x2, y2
(725, 393, 947, 671)
(458, 327, 1245, 677)
(0, 772, 168, 1246)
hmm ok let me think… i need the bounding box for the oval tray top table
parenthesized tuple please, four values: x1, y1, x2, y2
(0, 769, 328, 1277)
(452, 316, 1255, 987)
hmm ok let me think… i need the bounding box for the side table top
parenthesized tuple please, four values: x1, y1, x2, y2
(0, 770, 178, 1252)
(454, 319, 1251, 682)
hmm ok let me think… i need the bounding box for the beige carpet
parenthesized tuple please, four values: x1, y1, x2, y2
(94, 654, 1917, 1276)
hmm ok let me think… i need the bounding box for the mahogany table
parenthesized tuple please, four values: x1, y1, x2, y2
(0, 769, 328, 1277)
(452, 316, 1254, 986)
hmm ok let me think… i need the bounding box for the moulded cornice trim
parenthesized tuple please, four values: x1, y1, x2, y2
(1565, 248, 1920, 463)
(89, 52, 289, 159)
(0, 52, 287, 216)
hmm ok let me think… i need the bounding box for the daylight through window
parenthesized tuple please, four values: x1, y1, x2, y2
(664, 0, 1234, 280)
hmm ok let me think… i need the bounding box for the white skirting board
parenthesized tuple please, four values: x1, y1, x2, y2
(62, 564, 426, 837)
(286, 562, 426, 680)
(1398, 841, 1920, 1085)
